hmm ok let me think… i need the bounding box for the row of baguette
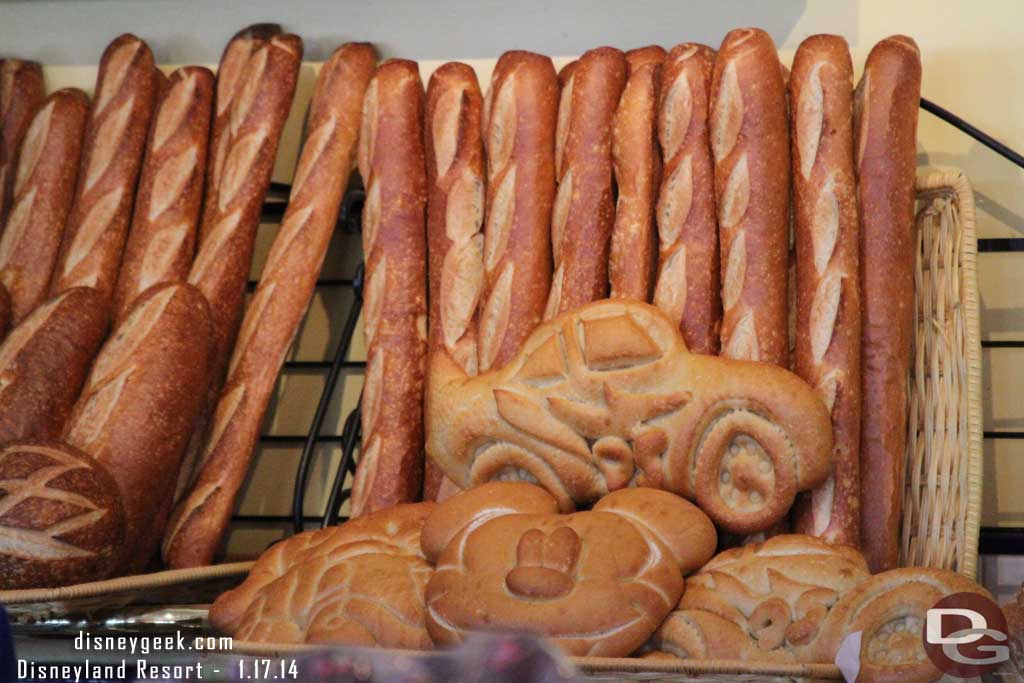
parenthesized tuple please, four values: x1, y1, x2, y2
(0, 24, 918, 584)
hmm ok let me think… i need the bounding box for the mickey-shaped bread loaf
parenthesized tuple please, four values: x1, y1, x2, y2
(427, 300, 833, 533)
(423, 482, 716, 657)
(210, 502, 435, 648)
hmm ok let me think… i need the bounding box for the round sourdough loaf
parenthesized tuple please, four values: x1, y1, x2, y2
(0, 441, 125, 589)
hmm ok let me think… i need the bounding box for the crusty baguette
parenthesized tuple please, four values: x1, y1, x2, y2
(163, 43, 377, 568)
(201, 23, 282, 243)
(423, 62, 486, 500)
(855, 36, 921, 573)
(477, 51, 558, 372)
(112, 66, 214, 324)
(544, 47, 627, 318)
(49, 34, 158, 304)
(350, 59, 428, 517)
(63, 283, 212, 571)
(652, 43, 722, 355)
(789, 35, 861, 547)
(710, 28, 790, 366)
(0, 59, 45, 234)
(609, 46, 664, 302)
(0, 89, 89, 323)
(0, 287, 108, 444)
(180, 32, 302, 505)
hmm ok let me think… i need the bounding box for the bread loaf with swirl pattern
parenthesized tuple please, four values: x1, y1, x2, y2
(163, 44, 376, 568)
(0, 287, 108, 444)
(49, 34, 158, 304)
(350, 59, 428, 517)
(609, 46, 664, 302)
(544, 48, 626, 318)
(789, 35, 861, 547)
(423, 62, 486, 500)
(0, 59, 45, 234)
(652, 43, 721, 355)
(0, 89, 89, 324)
(477, 51, 558, 372)
(113, 66, 213, 324)
(710, 28, 790, 366)
(0, 441, 125, 589)
(856, 36, 921, 573)
(63, 283, 212, 571)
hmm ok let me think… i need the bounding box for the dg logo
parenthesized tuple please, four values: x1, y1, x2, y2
(924, 592, 1010, 678)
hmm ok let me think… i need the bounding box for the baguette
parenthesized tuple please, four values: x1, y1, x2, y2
(609, 46, 664, 302)
(112, 66, 214, 323)
(201, 23, 282, 243)
(544, 47, 627, 318)
(652, 43, 721, 354)
(350, 59, 428, 517)
(477, 51, 558, 372)
(0, 283, 8, 337)
(0, 287, 108, 444)
(855, 36, 921, 572)
(180, 32, 302, 502)
(0, 89, 89, 323)
(64, 283, 212, 571)
(49, 34, 158, 304)
(423, 62, 486, 500)
(789, 35, 861, 547)
(163, 43, 377, 568)
(0, 59, 45, 233)
(710, 28, 790, 366)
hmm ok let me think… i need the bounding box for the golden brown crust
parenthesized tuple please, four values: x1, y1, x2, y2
(545, 47, 627, 318)
(855, 35, 921, 573)
(424, 483, 713, 656)
(423, 62, 485, 501)
(0, 89, 90, 324)
(0, 59, 45, 233)
(653, 43, 722, 355)
(0, 287, 109, 443)
(164, 43, 376, 569)
(609, 47, 663, 302)
(477, 51, 558, 372)
(789, 35, 861, 547)
(426, 299, 832, 533)
(0, 441, 126, 589)
(50, 35, 159, 304)
(113, 66, 214, 324)
(710, 28, 790, 366)
(63, 283, 213, 572)
(210, 502, 434, 648)
(350, 59, 428, 517)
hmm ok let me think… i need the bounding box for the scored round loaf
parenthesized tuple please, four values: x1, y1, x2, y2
(424, 482, 716, 657)
(0, 441, 125, 589)
(210, 502, 435, 648)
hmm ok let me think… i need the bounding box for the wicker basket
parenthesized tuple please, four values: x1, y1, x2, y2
(1, 170, 983, 681)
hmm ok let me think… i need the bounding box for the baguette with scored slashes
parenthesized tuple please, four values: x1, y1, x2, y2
(609, 45, 665, 302)
(476, 51, 559, 372)
(856, 36, 921, 573)
(350, 59, 429, 517)
(0, 59, 45, 233)
(709, 28, 790, 366)
(423, 62, 486, 500)
(0, 89, 89, 324)
(789, 35, 862, 547)
(163, 43, 377, 567)
(112, 66, 214, 323)
(652, 43, 721, 355)
(544, 47, 627, 318)
(49, 34, 158, 304)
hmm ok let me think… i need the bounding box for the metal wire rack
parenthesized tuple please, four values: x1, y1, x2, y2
(239, 98, 1024, 554)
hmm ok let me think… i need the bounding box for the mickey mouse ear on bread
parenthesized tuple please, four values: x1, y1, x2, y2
(420, 481, 561, 561)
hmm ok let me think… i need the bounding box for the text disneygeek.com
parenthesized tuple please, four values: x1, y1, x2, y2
(16, 631, 300, 680)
